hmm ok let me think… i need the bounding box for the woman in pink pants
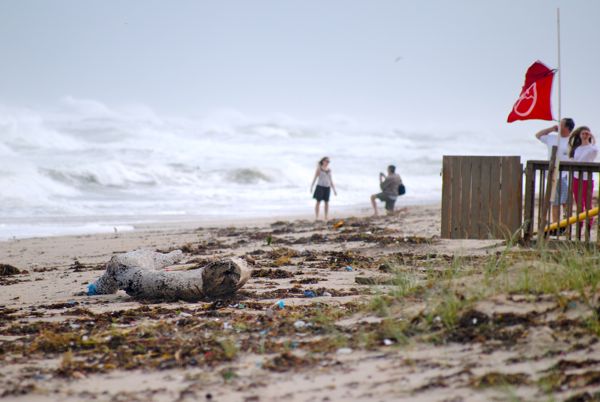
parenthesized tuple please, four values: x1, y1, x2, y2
(569, 126, 598, 228)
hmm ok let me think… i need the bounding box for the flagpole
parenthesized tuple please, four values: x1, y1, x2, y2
(557, 8, 561, 123)
(547, 8, 562, 235)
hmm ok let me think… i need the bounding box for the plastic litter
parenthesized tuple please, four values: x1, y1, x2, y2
(383, 339, 393, 346)
(344, 266, 353, 272)
(87, 283, 97, 296)
(303, 290, 316, 298)
(333, 220, 345, 229)
(336, 348, 353, 355)
(294, 320, 306, 329)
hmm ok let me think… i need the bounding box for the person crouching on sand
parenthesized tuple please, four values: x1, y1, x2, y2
(371, 165, 402, 216)
(310, 156, 337, 221)
(569, 126, 598, 229)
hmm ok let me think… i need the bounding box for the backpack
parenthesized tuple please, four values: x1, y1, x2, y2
(398, 183, 406, 196)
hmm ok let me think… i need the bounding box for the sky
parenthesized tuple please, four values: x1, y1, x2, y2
(1, 0, 599, 135)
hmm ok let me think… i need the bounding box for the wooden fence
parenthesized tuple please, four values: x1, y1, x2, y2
(441, 156, 523, 239)
(523, 160, 600, 243)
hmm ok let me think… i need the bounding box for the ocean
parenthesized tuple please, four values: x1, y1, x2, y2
(0, 99, 547, 240)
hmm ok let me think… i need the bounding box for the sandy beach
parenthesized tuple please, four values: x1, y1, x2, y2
(1, 203, 599, 402)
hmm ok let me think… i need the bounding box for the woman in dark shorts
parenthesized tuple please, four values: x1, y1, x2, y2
(310, 156, 337, 221)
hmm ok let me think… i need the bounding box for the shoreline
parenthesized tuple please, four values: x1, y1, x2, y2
(0, 201, 439, 242)
(0, 203, 442, 274)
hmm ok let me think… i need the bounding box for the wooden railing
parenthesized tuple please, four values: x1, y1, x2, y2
(523, 160, 600, 243)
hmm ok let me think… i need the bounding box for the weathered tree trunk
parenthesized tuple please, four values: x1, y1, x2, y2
(88, 250, 250, 301)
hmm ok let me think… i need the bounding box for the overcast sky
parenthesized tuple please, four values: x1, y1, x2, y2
(1, 0, 598, 135)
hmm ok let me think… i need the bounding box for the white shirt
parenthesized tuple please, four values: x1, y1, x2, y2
(573, 144, 598, 180)
(539, 134, 570, 178)
(539, 134, 570, 161)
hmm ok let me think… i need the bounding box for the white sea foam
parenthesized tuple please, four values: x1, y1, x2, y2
(0, 98, 547, 238)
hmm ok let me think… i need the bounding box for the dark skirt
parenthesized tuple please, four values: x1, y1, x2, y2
(313, 185, 331, 202)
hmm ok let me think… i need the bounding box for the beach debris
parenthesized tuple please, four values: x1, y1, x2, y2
(273, 300, 285, 309)
(69, 259, 104, 272)
(333, 220, 345, 229)
(336, 347, 353, 355)
(303, 290, 316, 298)
(251, 268, 293, 279)
(87, 249, 250, 301)
(355, 276, 395, 285)
(322, 291, 332, 297)
(294, 320, 307, 329)
(471, 372, 530, 388)
(344, 266, 353, 272)
(383, 339, 393, 346)
(264, 352, 315, 372)
(0, 264, 21, 276)
(378, 263, 394, 273)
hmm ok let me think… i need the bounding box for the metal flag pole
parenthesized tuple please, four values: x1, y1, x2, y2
(557, 8, 562, 122)
(547, 8, 562, 235)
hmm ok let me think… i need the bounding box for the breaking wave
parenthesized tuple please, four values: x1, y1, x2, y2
(0, 98, 545, 224)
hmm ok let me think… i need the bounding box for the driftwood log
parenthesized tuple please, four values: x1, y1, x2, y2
(87, 250, 250, 301)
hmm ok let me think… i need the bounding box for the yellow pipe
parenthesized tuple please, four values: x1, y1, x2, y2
(544, 207, 599, 232)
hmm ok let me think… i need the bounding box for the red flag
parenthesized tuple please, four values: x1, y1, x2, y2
(507, 61, 556, 123)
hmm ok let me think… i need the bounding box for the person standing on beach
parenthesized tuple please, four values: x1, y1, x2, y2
(535, 117, 575, 226)
(310, 157, 337, 221)
(569, 126, 597, 229)
(370, 165, 402, 216)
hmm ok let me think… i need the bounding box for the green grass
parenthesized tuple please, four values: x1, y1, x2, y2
(362, 240, 600, 339)
(427, 290, 468, 330)
(508, 244, 600, 301)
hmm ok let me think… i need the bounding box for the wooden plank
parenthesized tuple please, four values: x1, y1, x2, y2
(499, 157, 512, 238)
(597, 172, 600, 245)
(479, 157, 492, 239)
(538, 169, 546, 234)
(585, 172, 593, 242)
(576, 170, 583, 240)
(459, 157, 471, 238)
(513, 160, 524, 237)
(489, 157, 501, 237)
(441, 156, 452, 238)
(503, 156, 520, 237)
(450, 157, 462, 239)
(469, 157, 482, 238)
(566, 170, 574, 240)
(538, 147, 557, 244)
(523, 162, 535, 243)
(503, 157, 516, 236)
